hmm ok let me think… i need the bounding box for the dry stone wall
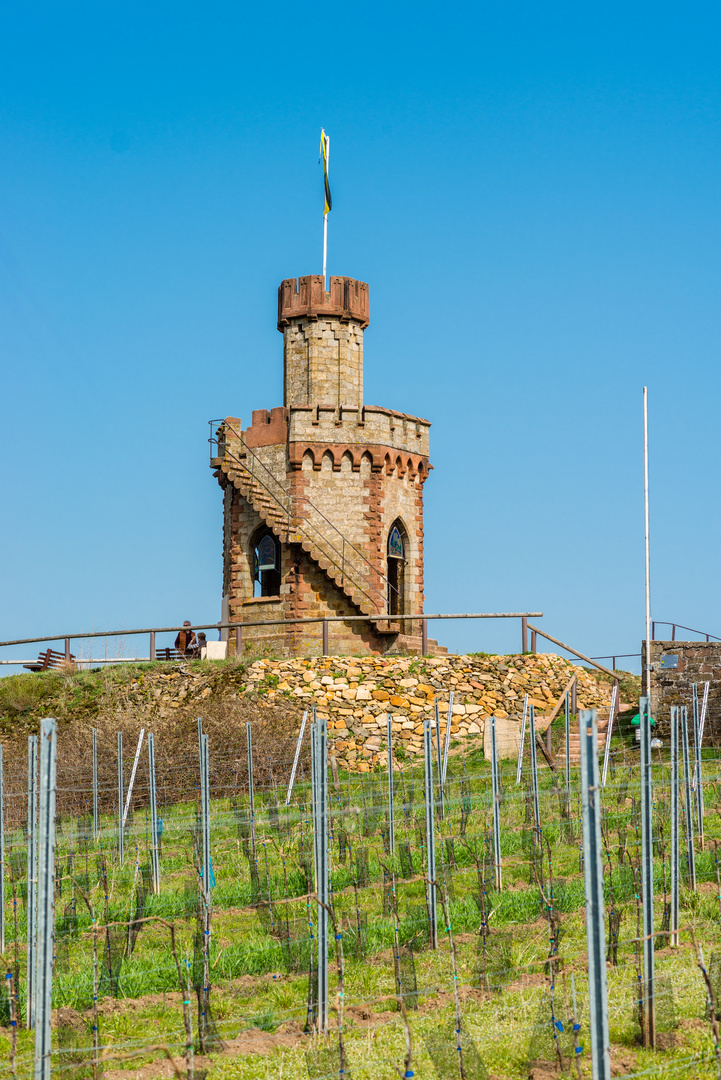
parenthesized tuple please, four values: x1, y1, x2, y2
(239, 651, 610, 771)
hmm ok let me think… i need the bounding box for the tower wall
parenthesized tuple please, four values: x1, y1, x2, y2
(280, 276, 368, 411)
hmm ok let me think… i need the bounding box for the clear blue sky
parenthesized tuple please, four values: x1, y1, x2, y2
(2, 2, 720, 669)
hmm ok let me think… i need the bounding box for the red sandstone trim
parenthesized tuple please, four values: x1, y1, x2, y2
(288, 442, 430, 478)
(278, 276, 369, 330)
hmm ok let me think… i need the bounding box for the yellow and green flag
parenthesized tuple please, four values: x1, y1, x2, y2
(320, 128, 332, 215)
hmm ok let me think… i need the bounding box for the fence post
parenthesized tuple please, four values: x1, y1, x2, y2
(387, 717, 395, 854)
(27, 734, 38, 1029)
(322, 619, 329, 656)
(286, 710, 308, 806)
(529, 703, 541, 841)
(246, 721, 255, 847)
(491, 714, 502, 890)
(64, 637, 70, 663)
(564, 693, 571, 816)
(34, 718, 57, 1080)
(601, 682, 618, 788)
(148, 733, 160, 895)
(422, 618, 428, 657)
(92, 728, 98, 840)
(570, 678, 577, 715)
(0, 745, 4, 954)
(531, 629, 537, 654)
(423, 720, 438, 949)
(692, 684, 705, 850)
(516, 694, 528, 785)
(579, 709, 611, 1080)
(521, 616, 528, 653)
(639, 695, 655, 1048)
(312, 714, 329, 1032)
(117, 732, 124, 864)
(149, 630, 156, 661)
(235, 624, 242, 657)
(434, 699, 445, 819)
(200, 733, 211, 910)
(680, 706, 696, 890)
(669, 706, 680, 947)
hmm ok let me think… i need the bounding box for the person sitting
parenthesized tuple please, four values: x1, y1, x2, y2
(174, 621, 197, 656)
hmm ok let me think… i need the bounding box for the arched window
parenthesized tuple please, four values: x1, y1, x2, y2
(252, 530, 281, 597)
(387, 521, 407, 616)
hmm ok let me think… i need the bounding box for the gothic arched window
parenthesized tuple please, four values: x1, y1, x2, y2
(387, 521, 407, 616)
(252, 530, 281, 597)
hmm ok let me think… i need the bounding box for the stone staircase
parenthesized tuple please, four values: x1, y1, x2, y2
(213, 441, 395, 625)
(561, 716, 610, 764)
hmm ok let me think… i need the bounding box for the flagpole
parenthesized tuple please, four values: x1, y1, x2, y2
(323, 213, 328, 290)
(322, 134, 330, 290)
(643, 386, 651, 701)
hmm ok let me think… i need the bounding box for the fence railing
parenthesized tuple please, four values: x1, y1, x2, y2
(651, 621, 721, 644)
(0, 612, 544, 669)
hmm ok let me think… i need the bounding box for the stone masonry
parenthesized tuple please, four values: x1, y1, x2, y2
(211, 275, 436, 657)
(645, 639, 721, 742)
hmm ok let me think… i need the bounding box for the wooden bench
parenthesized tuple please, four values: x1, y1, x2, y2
(154, 647, 184, 661)
(24, 648, 76, 672)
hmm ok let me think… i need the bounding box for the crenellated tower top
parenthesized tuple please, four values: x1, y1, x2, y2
(277, 275, 369, 330)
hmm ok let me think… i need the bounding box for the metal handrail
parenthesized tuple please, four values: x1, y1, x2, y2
(0, 612, 544, 650)
(209, 419, 393, 612)
(651, 621, 721, 644)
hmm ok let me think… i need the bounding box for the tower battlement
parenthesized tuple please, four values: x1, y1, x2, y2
(277, 275, 369, 330)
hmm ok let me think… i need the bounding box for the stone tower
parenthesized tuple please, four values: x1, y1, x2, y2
(211, 274, 434, 656)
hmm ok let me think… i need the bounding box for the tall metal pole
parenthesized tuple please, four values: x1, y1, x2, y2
(92, 728, 98, 840)
(423, 720, 438, 949)
(117, 732, 124, 864)
(643, 386, 652, 701)
(34, 718, 57, 1080)
(490, 714, 502, 890)
(0, 744, 4, 955)
(579, 709, 611, 1080)
(387, 716, 395, 854)
(639, 696, 655, 1048)
(27, 734, 38, 1029)
(669, 706, 680, 947)
(148, 733, 160, 894)
(680, 706, 696, 890)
